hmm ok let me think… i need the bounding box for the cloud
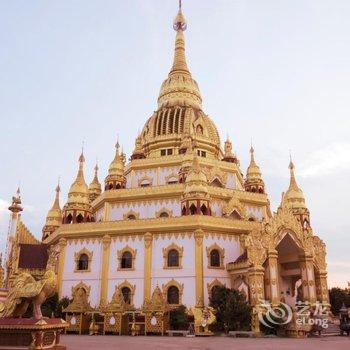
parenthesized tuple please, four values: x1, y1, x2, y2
(0, 199, 9, 219)
(299, 142, 350, 178)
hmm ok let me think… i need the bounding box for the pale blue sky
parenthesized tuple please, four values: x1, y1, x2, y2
(0, 0, 349, 287)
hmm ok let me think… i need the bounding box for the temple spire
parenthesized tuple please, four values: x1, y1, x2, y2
(245, 146, 265, 193)
(170, 2, 189, 75)
(288, 156, 299, 190)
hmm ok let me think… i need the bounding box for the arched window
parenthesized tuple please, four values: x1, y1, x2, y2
(167, 249, 179, 267)
(210, 249, 221, 267)
(77, 253, 89, 271)
(159, 211, 169, 218)
(65, 214, 73, 224)
(201, 204, 208, 215)
(121, 251, 132, 269)
(196, 124, 203, 135)
(121, 287, 131, 304)
(76, 214, 84, 223)
(167, 286, 180, 305)
(189, 204, 197, 215)
(182, 206, 186, 216)
(127, 214, 136, 220)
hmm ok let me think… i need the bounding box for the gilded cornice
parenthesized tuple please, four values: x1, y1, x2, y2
(91, 183, 269, 213)
(45, 215, 260, 244)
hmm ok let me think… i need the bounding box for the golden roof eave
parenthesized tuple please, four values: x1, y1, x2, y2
(44, 215, 261, 245)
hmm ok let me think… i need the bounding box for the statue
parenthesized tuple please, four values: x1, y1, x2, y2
(0, 248, 57, 319)
(189, 306, 216, 334)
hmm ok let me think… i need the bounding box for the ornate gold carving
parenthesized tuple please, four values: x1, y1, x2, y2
(162, 242, 183, 269)
(222, 196, 246, 218)
(116, 280, 136, 307)
(162, 279, 184, 306)
(64, 281, 94, 313)
(155, 208, 173, 218)
(123, 210, 140, 220)
(74, 247, 93, 273)
(207, 278, 225, 299)
(165, 173, 179, 184)
(138, 175, 153, 187)
(206, 243, 225, 269)
(117, 245, 137, 271)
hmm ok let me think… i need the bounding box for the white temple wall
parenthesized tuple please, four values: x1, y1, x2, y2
(107, 237, 145, 308)
(211, 200, 225, 217)
(61, 239, 103, 306)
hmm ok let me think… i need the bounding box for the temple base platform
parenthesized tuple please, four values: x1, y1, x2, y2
(0, 317, 68, 350)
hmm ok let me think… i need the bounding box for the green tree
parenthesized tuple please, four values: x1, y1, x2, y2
(169, 305, 189, 330)
(209, 286, 251, 333)
(329, 287, 350, 315)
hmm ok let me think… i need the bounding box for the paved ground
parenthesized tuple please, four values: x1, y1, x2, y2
(61, 335, 350, 350)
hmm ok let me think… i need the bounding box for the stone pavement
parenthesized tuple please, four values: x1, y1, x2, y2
(61, 335, 350, 350)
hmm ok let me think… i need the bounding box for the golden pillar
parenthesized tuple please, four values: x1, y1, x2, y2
(266, 249, 280, 306)
(100, 235, 111, 306)
(103, 202, 110, 221)
(315, 270, 329, 305)
(299, 254, 316, 304)
(57, 238, 67, 298)
(248, 266, 265, 306)
(194, 229, 204, 307)
(144, 232, 153, 301)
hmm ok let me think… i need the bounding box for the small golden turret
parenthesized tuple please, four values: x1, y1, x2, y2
(42, 183, 62, 240)
(62, 152, 93, 224)
(282, 159, 310, 227)
(105, 142, 127, 190)
(181, 156, 211, 215)
(130, 136, 146, 160)
(222, 137, 238, 163)
(244, 147, 265, 193)
(89, 164, 102, 201)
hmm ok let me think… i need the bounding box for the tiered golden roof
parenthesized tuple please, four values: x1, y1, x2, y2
(283, 160, 307, 209)
(244, 147, 265, 193)
(139, 7, 221, 158)
(42, 184, 62, 239)
(89, 164, 102, 201)
(67, 153, 89, 205)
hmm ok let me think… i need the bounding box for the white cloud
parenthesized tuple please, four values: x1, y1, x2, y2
(0, 199, 9, 219)
(299, 142, 350, 178)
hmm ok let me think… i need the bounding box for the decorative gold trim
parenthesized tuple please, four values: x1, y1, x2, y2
(116, 280, 136, 306)
(138, 175, 153, 187)
(162, 278, 184, 306)
(162, 243, 183, 269)
(57, 238, 67, 298)
(155, 208, 173, 218)
(123, 210, 140, 220)
(194, 229, 204, 307)
(165, 173, 179, 184)
(100, 234, 111, 306)
(144, 232, 153, 301)
(74, 247, 93, 272)
(117, 245, 137, 271)
(207, 278, 225, 299)
(206, 242, 225, 269)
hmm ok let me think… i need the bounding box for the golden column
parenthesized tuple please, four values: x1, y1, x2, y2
(266, 249, 280, 306)
(300, 254, 316, 304)
(103, 202, 110, 221)
(100, 234, 111, 306)
(57, 238, 67, 298)
(194, 229, 204, 307)
(144, 232, 153, 301)
(315, 270, 329, 305)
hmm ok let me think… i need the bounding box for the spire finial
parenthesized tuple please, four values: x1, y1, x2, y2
(56, 177, 61, 193)
(288, 154, 299, 189)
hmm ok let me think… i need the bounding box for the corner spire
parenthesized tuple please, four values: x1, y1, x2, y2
(288, 155, 299, 190)
(245, 146, 264, 193)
